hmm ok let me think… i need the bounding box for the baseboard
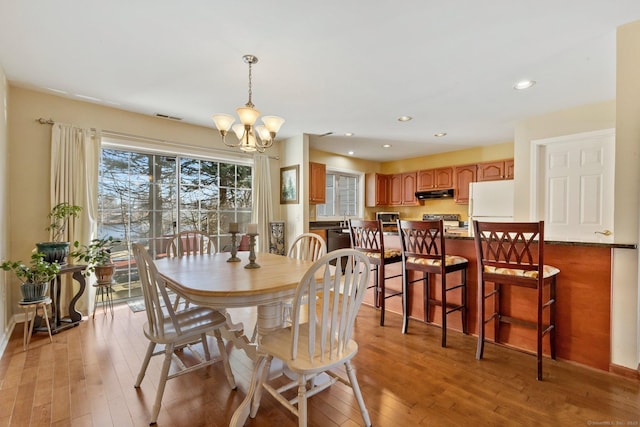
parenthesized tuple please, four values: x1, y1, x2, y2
(609, 362, 640, 380)
(0, 316, 17, 359)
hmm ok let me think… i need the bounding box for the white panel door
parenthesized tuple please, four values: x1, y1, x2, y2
(543, 130, 614, 242)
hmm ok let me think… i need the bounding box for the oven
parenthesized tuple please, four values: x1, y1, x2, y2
(422, 214, 464, 233)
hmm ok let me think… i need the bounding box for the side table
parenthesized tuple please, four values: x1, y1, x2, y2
(34, 264, 87, 334)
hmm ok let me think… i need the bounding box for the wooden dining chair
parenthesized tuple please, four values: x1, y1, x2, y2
(131, 243, 236, 424)
(166, 230, 215, 309)
(245, 249, 372, 427)
(398, 220, 468, 346)
(348, 219, 402, 326)
(473, 221, 560, 380)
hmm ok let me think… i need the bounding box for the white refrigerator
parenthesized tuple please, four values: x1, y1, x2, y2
(467, 180, 515, 235)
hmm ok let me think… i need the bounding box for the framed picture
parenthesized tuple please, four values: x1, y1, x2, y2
(280, 165, 299, 204)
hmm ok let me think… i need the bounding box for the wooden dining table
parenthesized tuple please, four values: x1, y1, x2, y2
(154, 251, 317, 359)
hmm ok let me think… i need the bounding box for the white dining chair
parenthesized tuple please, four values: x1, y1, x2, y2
(247, 248, 372, 427)
(131, 243, 236, 425)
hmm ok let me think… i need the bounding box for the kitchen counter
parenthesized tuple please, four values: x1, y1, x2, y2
(442, 230, 637, 249)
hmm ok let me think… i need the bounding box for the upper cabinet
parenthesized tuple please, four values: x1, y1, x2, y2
(454, 164, 477, 204)
(477, 159, 514, 181)
(418, 167, 454, 190)
(309, 162, 326, 204)
(365, 173, 390, 207)
(389, 172, 418, 206)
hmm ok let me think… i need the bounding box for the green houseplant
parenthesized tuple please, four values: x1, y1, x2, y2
(1, 252, 61, 301)
(71, 236, 121, 284)
(36, 202, 83, 265)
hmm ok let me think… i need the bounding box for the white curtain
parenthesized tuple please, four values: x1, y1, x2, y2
(252, 154, 273, 252)
(51, 123, 100, 313)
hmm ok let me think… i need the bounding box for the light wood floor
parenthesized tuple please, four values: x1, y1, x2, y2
(1, 302, 639, 426)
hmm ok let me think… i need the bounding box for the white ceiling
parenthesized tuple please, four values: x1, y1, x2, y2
(2, 1, 640, 162)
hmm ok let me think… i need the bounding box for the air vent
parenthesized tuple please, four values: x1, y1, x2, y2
(154, 113, 183, 121)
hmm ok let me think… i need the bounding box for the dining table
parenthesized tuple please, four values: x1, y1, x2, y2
(153, 250, 321, 426)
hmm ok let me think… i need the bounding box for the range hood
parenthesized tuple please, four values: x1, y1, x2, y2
(414, 189, 455, 200)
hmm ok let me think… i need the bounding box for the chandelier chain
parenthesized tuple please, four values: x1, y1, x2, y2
(246, 61, 254, 108)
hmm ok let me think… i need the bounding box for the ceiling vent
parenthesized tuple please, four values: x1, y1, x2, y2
(154, 113, 182, 121)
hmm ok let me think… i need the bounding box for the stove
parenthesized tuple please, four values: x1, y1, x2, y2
(422, 213, 461, 228)
(376, 211, 400, 233)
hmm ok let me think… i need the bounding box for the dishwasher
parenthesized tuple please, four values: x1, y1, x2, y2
(327, 228, 351, 271)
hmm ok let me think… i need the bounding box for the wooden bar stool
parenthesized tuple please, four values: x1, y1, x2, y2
(349, 219, 402, 326)
(398, 220, 468, 346)
(19, 297, 53, 351)
(473, 220, 560, 380)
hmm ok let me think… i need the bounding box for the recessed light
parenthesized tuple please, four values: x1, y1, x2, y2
(345, 132, 354, 137)
(382, 144, 392, 148)
(434, 132, 447, 137)
(348, 151, 355, 155)
(397, 115, 412, 122)
(513, 80, 536, 90)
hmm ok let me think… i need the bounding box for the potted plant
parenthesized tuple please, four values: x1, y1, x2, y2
(71, 236, 121, 284)
(1, 252, 61, 301)
(36, 202, 83, 265)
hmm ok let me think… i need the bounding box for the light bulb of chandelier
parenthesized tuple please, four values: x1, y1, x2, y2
(211, 113, 235, 134)
(236, 106, 261, 126)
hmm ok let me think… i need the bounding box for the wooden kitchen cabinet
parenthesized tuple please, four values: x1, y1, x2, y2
(389, 172, 418, 205)
(309, 162, 326, 204)
(418, 167, 453, 190)
(365, 173, 389, 207)
(477, 159, 514, 182)
(454, 164, 477, 204)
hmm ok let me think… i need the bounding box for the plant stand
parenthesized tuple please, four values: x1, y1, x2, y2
(19, 297, 53, 351)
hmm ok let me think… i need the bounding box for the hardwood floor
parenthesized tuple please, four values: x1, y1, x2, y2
(1, 302, 639, 426)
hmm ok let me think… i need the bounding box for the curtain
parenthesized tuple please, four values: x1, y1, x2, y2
(252, 154, 273, 252)
(51, 123, 100, 313)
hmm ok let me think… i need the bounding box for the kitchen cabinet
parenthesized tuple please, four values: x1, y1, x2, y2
(454, 164, 477, 204)
(390, 172, 418, 206)
(309, 162, 326, 204)
(418, 167, 453, 190)
(477, 159, 514, 182)
(365, 173, 390, 207)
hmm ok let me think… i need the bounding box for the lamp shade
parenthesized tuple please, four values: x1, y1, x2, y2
(236, 106, 261, 126)
(262, 115, 285, 134)
(211, 114, 235, 132)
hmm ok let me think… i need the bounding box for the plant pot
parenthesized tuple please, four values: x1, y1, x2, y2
(95, 264, 116, 285)
(20, 281, 49, 302)
(36, 241, 70, 265)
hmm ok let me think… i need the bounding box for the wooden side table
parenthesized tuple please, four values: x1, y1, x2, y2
(34, 264, 87, 334)
(19, 297, 53, 351)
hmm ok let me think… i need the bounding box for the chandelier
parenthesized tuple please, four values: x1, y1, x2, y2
(212, 54, 285, 153)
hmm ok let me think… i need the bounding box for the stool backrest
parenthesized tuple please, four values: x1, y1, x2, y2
(348, 219, 385, 255)
(473, 221, 545, 285)
(398, 219, 446, 267)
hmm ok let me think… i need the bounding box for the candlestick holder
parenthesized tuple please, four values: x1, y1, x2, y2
(244, 233, 260, 269)
(227, 231, 241, 262)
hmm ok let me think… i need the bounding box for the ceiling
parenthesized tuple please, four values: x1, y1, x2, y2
(2, 1, 640, 162)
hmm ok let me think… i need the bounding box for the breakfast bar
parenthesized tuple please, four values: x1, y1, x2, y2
(365, 232, 636, 372)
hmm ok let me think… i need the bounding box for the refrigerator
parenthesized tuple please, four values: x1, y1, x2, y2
(467, 180, 515, 235)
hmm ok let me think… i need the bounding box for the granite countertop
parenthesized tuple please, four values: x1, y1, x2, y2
(443, 231, 637, 249)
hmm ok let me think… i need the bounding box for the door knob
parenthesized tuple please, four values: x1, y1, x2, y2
(595, 230, 612, 236)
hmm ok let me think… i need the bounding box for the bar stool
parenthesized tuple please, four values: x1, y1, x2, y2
(349, 219, 402, 326)
(19, 297, 53, 351)
(93, 280, 114, 318)
(398, 220, 468, 346)
(473, 220, 559, 380)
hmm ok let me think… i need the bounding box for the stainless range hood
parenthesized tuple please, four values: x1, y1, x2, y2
(414, 189, 455, 200)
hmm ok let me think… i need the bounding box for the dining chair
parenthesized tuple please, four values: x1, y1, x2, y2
(281, 233, 327, 326)
(166, 230, 215, 310)
(348, 219, 402, 326)
(398, 220, 468, 346)
(131, 243, 236, 424)
(247, 248, 372, 427)
(473, 221, 560, 380)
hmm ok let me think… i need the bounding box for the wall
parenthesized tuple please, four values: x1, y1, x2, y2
(6, 85, 263, 319)
(279, 134, 308, 250)
(0, 65, 9, 354)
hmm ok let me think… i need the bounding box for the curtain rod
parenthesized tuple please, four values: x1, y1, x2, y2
(35, 117, 280, 160)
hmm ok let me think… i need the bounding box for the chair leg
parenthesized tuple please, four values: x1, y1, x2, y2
(135, 342, 156, 388)
(476, 280, 485, 360)
(424, 272, 430, 323)
(41, 304, 53, 343)
(461, 268, 468, 335)
(297, 374, 308, 427)
(379, 263, 386, 326)
(213, 329, 237, 389)
(345, 361, 372, 427)
(402, 265, 410, 334)
(150, 343, 174, 424)
(493, 283, 501, 344)
(441, 272, 447, 347)
(537, 284, 543, 381)
(550, 278, 557, 360)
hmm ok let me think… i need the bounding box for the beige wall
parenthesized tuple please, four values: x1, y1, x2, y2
(0, 65, 9, 351)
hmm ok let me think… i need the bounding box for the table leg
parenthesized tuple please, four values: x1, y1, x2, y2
(67, 270, 86, 322)
(229, 355, 269, 427)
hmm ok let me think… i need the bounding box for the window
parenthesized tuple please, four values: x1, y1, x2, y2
(317, 171, 359, 218)
(98, 147, 252, 301)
